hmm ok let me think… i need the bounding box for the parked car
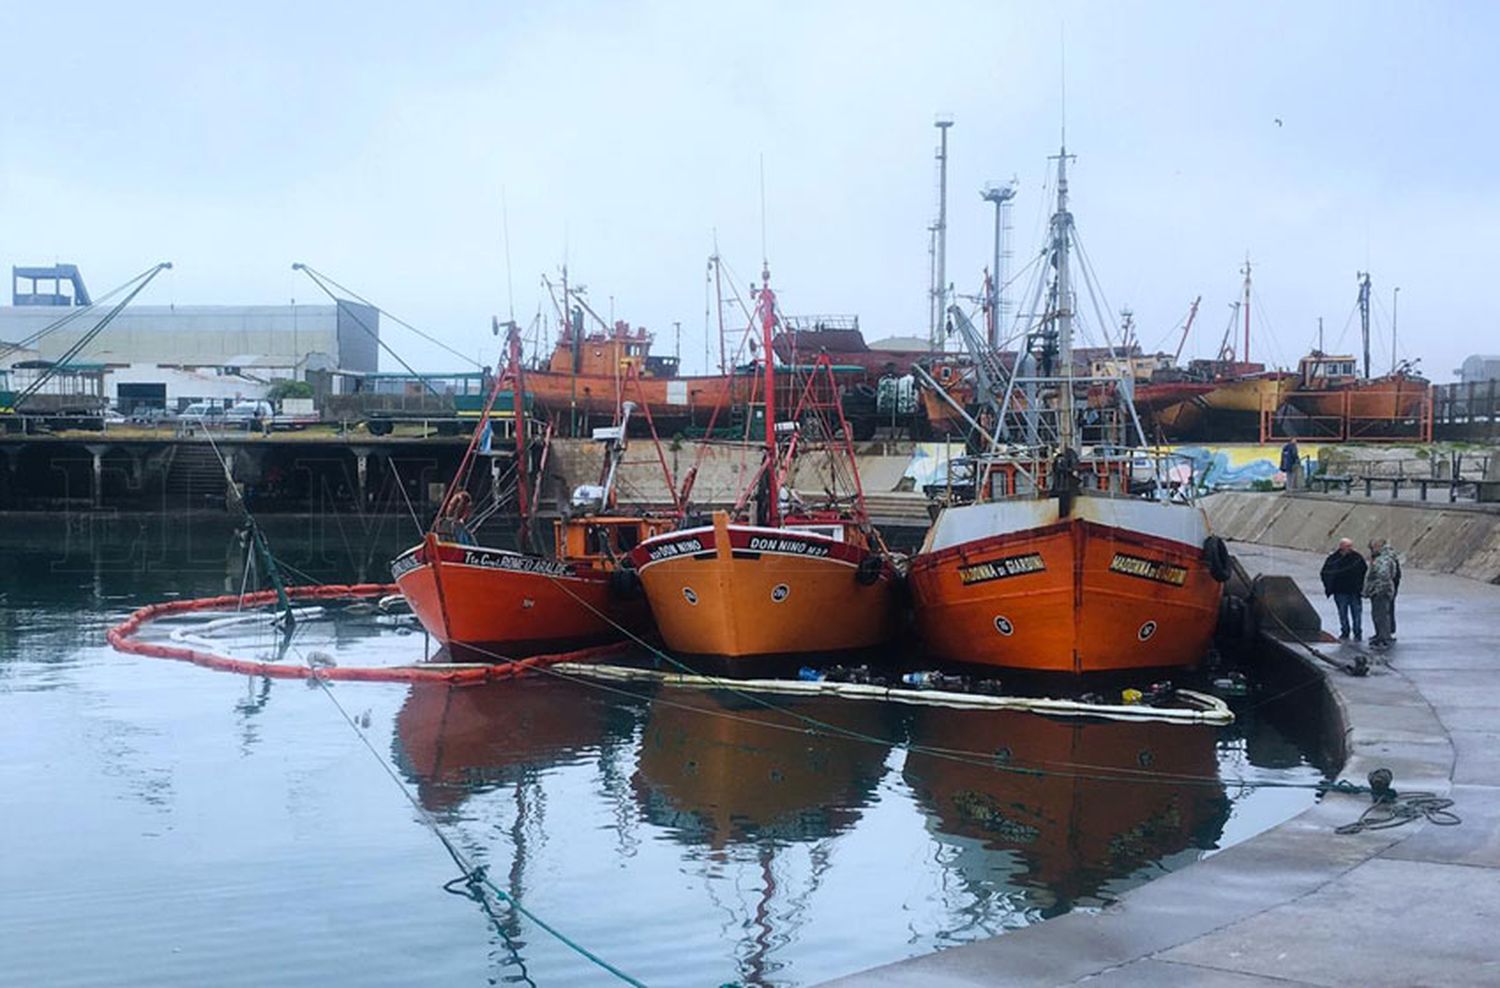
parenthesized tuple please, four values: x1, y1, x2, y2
(128, 406, 174, 425)
(180, 402, 227, 425)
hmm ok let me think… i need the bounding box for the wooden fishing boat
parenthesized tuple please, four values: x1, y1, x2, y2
(1147, 370, 1295, 441)
(1278, 352, 1431, 436)
(908, 144, 1227, 674)
(520, 314, 746, 432)
(909, 488, 1224, 672)
(395, 329, 677, 657)
(394, 515, 668, 658)
(628, 265, 900, 663)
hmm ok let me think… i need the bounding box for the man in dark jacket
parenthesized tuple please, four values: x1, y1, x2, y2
(1320, 537, 1368, 640)
(1281, 439, 1302, 491)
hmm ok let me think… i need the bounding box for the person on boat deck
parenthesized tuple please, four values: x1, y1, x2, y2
(1320, 537, 1368, 641)
(435, 491, 477, 545)
(1280, 439, 1301, 491)
(1363, 538, 1400, 649)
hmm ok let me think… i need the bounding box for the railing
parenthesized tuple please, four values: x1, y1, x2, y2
(1434, 381, 1500, 440)
(1259, 389, 1434, 443)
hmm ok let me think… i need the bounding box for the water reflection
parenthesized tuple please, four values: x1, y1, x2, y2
(4, 516, 1328, 988)
(393, 677, 639, 814)
(903, 709, 1231, 917)
(632, 692, 897, 848)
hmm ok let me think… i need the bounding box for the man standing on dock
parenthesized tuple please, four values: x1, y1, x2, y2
(1320, 537, 1367, 640)
(1364, 538, 1400, 649)
(1280, 439, 1302, 491)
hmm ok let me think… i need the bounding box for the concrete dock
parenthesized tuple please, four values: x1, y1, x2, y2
(827, 540, 1500, 986)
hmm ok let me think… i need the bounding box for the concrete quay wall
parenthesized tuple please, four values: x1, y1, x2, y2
(826, 545, 1500, 987)
(1204, 491, 1500, 584)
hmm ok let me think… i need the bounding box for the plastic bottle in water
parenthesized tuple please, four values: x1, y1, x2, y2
(901, 671, 935, 688)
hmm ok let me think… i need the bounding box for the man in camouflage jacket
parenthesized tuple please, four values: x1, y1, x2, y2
(1363, 539, 1399, 648)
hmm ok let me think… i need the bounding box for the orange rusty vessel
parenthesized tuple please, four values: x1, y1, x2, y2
(628, 264, 899, 663)
(395, 329, 678, 658)
(519, 266, 749, 434)
(909, 490, 1224, 673)
(908, 144, 1226, 674)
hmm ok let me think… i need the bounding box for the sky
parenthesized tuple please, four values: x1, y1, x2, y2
(1, 0, 1495, 379)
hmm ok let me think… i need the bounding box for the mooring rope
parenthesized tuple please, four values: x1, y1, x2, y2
(1332, 771, 1462, 834)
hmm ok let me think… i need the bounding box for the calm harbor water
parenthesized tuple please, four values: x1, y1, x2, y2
(0, 515, 1329, 987)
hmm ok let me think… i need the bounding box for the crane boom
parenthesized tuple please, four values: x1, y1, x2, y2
(1172, 295, 1202, 364)
(945, 303, 1007, 421)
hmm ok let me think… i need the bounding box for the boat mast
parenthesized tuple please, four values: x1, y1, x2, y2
(1357, 271, 1372, 378)
(509, 325, 534, 550)
(1241, 257, 1252, 366)
(1050, 144, 1078, 453)
(930, 116, 953, 350)
(758, 262, 780, 525)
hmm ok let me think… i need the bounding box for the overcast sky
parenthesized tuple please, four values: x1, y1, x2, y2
(1, 1, 1494, 378)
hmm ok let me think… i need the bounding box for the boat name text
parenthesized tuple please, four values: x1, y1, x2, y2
(959, 553, 1046, 584)
(462, 550, 574, 578)
(1109, 553, 1188, 586)
(748, 536, 830, 558)
(644, 538, 705, 562)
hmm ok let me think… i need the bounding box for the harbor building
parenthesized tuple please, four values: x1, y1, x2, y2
(0, 264, 379, 410)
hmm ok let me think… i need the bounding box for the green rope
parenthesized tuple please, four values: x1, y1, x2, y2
(294, 637, 646, 986)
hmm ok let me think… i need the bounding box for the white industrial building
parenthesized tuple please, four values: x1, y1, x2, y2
(0, 264, 379, 411)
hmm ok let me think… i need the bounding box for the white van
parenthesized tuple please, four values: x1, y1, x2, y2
(225, 400, 275, 427)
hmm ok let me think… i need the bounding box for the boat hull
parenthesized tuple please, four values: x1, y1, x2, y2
(629, 515, 899, 661)
(909, 498, 1222, 673)
(523, 369, 745, 426)
(1147, 373, 1293, 442)
(1284, 375, 1431, 421)
(393, 538, 645, 657)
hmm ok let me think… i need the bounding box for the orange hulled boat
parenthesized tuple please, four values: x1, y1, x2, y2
(517, 266, 748, 436)
(395, 329, 677, 657)
(1274, 348, 1431, 441)
(627, 264, 900, 663)
(908, 144, 1227, 674)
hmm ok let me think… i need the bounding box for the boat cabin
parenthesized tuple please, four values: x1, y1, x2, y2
(548, 321, 680, 379)
(1298, 352, 1358, 388)
(554, 514, 676, 571)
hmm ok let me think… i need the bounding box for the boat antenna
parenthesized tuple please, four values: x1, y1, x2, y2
(759, 155, 768, 266)
(502, 185, 516, 325)
(1391, 286, 1400, 375)
(1241, 255, 1252, 365)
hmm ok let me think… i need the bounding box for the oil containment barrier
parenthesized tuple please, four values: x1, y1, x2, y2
(552, 662, 1235, 725)
(106, 583, 630, 684)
